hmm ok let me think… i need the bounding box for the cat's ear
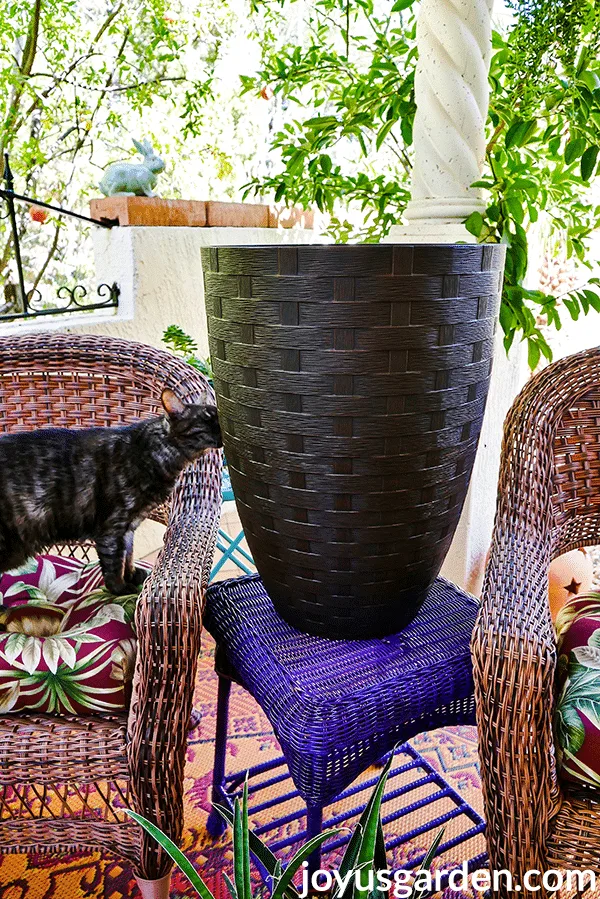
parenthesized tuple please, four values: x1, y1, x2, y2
(161, 388, 186, 417)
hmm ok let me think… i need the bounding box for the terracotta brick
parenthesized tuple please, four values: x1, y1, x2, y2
(205, 201, 269, 228)
(89, 197, 207, 227)
(90, 196, 314, 229)
(268, 205, 314, 229)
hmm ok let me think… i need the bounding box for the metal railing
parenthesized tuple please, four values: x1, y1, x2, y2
(0, 154, 120, 322)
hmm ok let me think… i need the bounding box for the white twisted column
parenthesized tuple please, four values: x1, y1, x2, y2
(388, 0, 494, 241)
(386, 0, 527, 598)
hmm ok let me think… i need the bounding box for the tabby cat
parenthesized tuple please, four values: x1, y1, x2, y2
(0, 389, 222, 594)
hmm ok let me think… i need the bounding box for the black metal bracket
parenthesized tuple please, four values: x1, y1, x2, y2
(1, 153, 120, 322)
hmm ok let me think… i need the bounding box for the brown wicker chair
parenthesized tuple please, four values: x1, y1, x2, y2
(0, 333, 222, 899)
(472, 346, 600, 895)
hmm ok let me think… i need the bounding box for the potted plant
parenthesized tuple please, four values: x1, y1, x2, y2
(129, 755, 445, 899)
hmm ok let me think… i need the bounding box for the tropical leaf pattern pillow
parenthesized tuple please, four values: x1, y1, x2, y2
(0, 555, 146, 716)
(555, 594, 600, 788)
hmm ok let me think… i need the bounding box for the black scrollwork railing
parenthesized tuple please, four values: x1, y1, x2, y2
(0, 153, 120, 322)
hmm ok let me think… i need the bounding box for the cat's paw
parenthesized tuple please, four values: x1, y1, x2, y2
(126, 565, 150, 588)
(104, 578, 130, 596)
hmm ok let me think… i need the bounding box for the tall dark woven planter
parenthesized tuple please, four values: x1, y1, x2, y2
(203, 243, 505, 638)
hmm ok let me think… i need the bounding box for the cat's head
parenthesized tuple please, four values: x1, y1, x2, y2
(161, 388, 223, 458)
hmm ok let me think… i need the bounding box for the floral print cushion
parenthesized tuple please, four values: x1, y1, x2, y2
(555, 595, 600, 788)
(0, 555, 146, 716)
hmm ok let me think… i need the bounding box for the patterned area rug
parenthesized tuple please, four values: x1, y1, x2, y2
(0, 634, 484, 899)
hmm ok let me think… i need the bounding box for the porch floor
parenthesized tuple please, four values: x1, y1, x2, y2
(0, 632, 483, 899)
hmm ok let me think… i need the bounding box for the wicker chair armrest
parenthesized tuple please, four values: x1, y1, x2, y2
(479, 523, 554, 639)
(472, 524, 560, 881)
(126, 448, 222, 876)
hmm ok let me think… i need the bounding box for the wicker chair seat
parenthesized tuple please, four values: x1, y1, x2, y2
(204, 572, 477, 806)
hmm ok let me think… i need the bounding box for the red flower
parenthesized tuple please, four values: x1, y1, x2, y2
(29, 206, 48, 224)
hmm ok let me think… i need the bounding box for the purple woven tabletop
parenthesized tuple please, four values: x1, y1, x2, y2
(204, 574, 477, 805)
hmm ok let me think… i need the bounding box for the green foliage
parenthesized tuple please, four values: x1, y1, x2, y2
(162, 325, 213, 381)
(0, 0, 271, 296)
(467, 0, 600, 362)
(128, 754, 444, 899)
(244, 0, 600, 363)
(241, 0, 416, 241)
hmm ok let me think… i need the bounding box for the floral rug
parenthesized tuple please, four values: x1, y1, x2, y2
(0, 634, 484, 899)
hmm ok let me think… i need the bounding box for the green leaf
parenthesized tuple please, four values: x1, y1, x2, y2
(581, 145, 599, 182)
(412, 828, 445, 899)
(583, 290, 600, 312)
(354, 754, 394, 898)
(556, 705, 586, 755)
(125, 811, 215, 899)
(576, 47, 589, 77)
(564, 297, 580, 321)
(527, 339, 540, 371)
(369, 817, 388, 899)
(565, 137, 586, 165)
(375, 120, 395, 150)
(232, 781, 252, 899)
(464, 211, 483, 238)
(214, 804, 298, 899)
(319, 154, 332, 175)
(332, 753, 394, 899)
(223, 873, 239, 899)
(505, 119, 536, 148)
(391, 0, 415, 9)
(271, 830, 341, 899)
(505, 120, 524, 149)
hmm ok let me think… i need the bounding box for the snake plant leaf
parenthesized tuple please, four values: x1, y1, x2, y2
(223, 872, 239, 899)
(214, 803, 298, 899)
(232, 781, 252, 899)
(412, 827, 445, 899)
(331, 751, 394, 899)
(353, 753, 393, 899)
(242, 780, 252, 899)
(367, 815, 388, 899)
(125, 810, 215, 899)
(271, 829, 342, 899)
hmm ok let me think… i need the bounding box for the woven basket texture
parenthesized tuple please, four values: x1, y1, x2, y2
(204, 243, 505, 638)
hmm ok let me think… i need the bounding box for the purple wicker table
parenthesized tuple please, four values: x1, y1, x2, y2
(204, 573, 484, 876)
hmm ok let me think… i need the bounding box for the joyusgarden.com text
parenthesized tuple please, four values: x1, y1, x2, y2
(298, 862, 596, 896)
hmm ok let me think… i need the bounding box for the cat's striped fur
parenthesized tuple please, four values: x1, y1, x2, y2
(0, 390, 221, 593)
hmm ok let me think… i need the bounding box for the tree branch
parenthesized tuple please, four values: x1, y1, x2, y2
(14, 4, 125, 140)
(0, 0, 43, 159)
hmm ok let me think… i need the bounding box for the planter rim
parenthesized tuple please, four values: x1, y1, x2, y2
(205, 242, 504, 250)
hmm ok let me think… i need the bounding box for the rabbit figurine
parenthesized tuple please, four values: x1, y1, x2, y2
(99, 139, 165, 197)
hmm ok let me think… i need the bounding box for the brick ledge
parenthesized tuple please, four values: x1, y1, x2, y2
(89, 197, 313, 229)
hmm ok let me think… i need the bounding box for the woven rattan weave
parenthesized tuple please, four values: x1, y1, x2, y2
(203, 243, 505, 637)
(204, 572, 478, 807)
(0, 333, 222, 883)
(472, 346, 600, 895)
